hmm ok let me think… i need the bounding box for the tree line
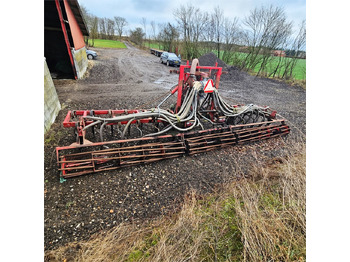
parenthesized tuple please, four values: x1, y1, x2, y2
(80, 6, 128, 44)
(80, 4, 305, 80)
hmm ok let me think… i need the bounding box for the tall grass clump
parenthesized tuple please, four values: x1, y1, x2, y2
(229, 142, 306, 261)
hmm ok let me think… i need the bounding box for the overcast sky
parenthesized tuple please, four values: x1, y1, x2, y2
(79, 0, 306, 35)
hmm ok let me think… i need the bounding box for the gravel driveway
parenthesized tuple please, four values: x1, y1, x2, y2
(44, 43, 305, 250)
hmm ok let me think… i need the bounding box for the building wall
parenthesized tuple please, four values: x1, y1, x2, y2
(72, 46, 88, 79)
(63, 0, 85, 50)
(44, 58, 61, 133)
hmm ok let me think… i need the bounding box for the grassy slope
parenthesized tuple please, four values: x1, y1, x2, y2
(45, 139, 306, 262)
(89, 39, 127, 49)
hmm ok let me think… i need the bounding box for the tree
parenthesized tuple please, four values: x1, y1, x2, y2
(150, 20, 156, 41)
(221, 17, 240, 64)
(191, 9, 209, 58)
(99, 17, 107, 39)
(202, 15, 216, 54)
(79, 4, 97, 45)
(255, 7, 292, 76)
(156, 23, 164, 49)
(106, 18, 115, 40)
(174, 4, 209, 59)
(159, 23, 179, 52)
(241, 5, 293, 76)
(130, 27, 145, 46)
(212, 6, 224, 59)
(141, 17, 147, 46)
(268, 31, 291, 78)
(89, 16, 99, 46)
(141, 17, 147, 37)
(114, 16, 128, 40)
(173, 4, 195, 59)
(281, 20, 306, 79)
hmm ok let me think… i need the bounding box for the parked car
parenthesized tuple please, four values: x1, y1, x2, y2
(86, 49, 97, 60)
(160, 52, 181, 67)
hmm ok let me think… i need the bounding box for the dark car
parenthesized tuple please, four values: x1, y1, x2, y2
(160, 52, 181, 67)
(86, 49, 97, 60)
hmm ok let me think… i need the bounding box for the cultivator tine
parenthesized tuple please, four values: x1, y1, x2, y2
(57, 119, 289, 178)
(57, 136, 186, 178)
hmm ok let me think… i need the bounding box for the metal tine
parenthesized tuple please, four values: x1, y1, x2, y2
(59, 120, 289, 178)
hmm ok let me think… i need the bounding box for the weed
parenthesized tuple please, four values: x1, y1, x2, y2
(44, 128, 64, 147)
(127, 250, 146, 261)
(65, 201, 74, 209)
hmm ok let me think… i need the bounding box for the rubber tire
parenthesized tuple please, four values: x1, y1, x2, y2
(167, 61, 169, 66)
(160, 58, 163, 64)
(87, 54, 93, 60)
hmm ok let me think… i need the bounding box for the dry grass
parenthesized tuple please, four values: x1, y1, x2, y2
(82, 60, 94, 79)
(285, 78, 306, 89)
(229, 144, 306, 261)
(45, 139, 306, 262)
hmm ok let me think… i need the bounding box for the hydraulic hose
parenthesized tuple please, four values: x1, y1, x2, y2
(80, 77, 269, 141)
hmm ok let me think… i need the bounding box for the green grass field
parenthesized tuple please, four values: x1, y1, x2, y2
(253, 56, 306, 80)
(223, 52, 306, 80)
(147, 42, 164, 50)
(88, 39, 127, 49)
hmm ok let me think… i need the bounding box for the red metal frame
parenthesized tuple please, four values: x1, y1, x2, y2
(55, 0, 77, 79)
(63, 109, 143, 128)
(62, 62, 224, 144)
(171, 62, 222, 112)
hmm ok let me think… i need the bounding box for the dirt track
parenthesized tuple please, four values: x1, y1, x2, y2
(54, 42, 178, 111)
(44, 43, 305, 250)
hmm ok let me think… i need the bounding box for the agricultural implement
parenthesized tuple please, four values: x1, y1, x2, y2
(56, 59, 290, 178)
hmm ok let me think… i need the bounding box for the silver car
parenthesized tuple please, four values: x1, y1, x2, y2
(160, 52, 181, 67)
(86, 49, 97, 60)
